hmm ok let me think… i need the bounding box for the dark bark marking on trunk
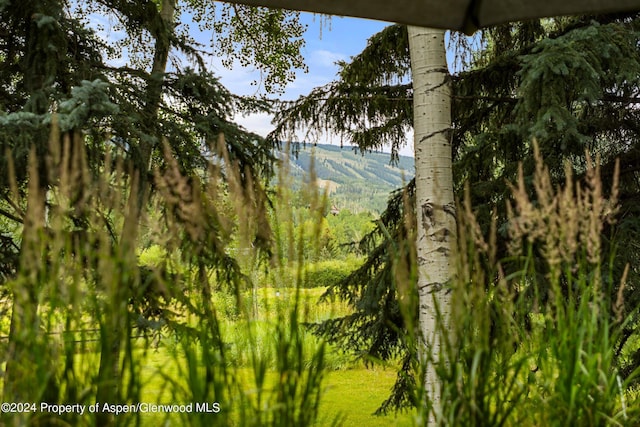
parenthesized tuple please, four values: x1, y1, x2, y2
(418, 281, 451, 293)
(421, 201, 434, 231)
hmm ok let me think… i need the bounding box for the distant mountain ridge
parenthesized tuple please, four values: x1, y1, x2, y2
(281, 143, 414, 214)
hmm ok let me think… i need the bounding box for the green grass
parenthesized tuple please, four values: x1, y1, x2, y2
(134, 348, 414, 427)
(45, 285, 405, 426)
(318, 368, 414, 427)
(3, 134, 640, 427)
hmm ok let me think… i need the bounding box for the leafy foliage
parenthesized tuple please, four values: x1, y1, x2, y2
(269, 25, 413, 162)
(0, 0, 310, 414)
(210, 4, 307, 94)
(0, 0, 311, 277)
(272, 13, 640, 411)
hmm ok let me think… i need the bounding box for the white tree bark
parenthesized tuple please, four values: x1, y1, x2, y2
(407, 26, 455, 420)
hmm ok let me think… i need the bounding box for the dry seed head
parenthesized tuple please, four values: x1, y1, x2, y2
(54, 132, 91, 218)
(507, 140, 620, 271)
(508, 162, 547, 249)
(20, 146, 47, 274)
(558, 162, 578, 263)
(154, 141, 205, 242)
(461, 182, 490, 256)
(614, 263, 629, 324)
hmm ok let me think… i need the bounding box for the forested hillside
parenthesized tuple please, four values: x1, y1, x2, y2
(283, 143, 414, 213)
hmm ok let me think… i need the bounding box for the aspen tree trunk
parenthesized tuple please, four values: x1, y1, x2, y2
(407, 26, 455, 421)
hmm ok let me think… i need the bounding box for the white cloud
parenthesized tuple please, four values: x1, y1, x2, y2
(309, 49, 347, 69)
(84, 8, 410, 156)
(234, 112, 274, 137)
(206, 58, 265, 97)
(401, 130, 415, 158)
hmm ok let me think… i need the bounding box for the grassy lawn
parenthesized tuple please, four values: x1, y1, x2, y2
(113, 286, 415, 426)
(0, 285, 414, 426)
(318, 368, 414, 427)
(133, 349, 414, 426)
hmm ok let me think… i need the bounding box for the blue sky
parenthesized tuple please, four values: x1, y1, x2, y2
(207, 14, 420, 157)
(213, 14, 466, 158)
(211, 14, 389, 96)
(88, 8, 417, 157)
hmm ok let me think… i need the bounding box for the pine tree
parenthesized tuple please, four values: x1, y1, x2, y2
(271, 13, 640, 410)
(0, 0, 308, 412)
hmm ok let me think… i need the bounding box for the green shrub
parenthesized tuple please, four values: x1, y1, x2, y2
(302, 258, 358, 288)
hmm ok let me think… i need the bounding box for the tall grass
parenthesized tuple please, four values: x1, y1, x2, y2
(407, 143, 640, 426)
(2, 126, 639, 427)
(0, 131, 333, 426)
(157, 138, 334, 426)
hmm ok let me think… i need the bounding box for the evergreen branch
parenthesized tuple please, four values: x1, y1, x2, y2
(0, 191, 24, 220)
(453, 94, 640, 104)
(96, 64, 150, 80)
(453, 95, 517, 102)
(0, 206, 22, 224)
